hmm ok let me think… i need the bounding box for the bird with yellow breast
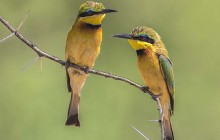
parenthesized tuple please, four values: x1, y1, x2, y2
(65, 1, 117, 126)
(113, 26, 175, 140)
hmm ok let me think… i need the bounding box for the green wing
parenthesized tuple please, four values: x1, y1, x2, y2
(159, 55, 175, 113)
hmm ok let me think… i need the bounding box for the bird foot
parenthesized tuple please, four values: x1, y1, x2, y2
(65, 61, 70, 69)
(141, 86, 161, 100)
(84, 66, 90, 74)
(141, 86, 149, 93)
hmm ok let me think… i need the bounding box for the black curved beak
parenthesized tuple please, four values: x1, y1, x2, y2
(113, 34, 133, 39)
(100, 9, 118, 14)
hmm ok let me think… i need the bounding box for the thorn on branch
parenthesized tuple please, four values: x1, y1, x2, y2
(21, 56, 40, 71)
(1, 11, 29, 44)
(148, 119, 160, 123)
(17, 10, 30, 31)
(130, 124, 150, 140)
(0, 33, 15, 43)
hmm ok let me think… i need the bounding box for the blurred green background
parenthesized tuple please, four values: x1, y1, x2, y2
(1, 0, 220, 140)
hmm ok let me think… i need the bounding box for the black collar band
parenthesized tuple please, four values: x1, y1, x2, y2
(86, 23, 101, 29)
(136, 49, 145, 56)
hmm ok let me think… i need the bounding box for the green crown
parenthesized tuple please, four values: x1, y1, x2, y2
(131, 26, 161, 41)
(79, 1, 105, 15)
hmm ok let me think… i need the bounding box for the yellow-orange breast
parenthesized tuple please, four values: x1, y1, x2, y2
(137, 49, 168, 97)
(65, 21, 102, 68)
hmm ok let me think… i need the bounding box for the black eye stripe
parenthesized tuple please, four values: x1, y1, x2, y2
(79, 10, 99, 17)
(146, 37, 155, 44)
(133, 35, 155, 44)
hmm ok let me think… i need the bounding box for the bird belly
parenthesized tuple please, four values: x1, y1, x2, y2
(75, 41, 100, 68)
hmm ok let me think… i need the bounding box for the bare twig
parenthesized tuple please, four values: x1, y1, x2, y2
(0, 16, 165, 139)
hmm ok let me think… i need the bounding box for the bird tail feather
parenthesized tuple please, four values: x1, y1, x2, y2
(65, 93, 80, 126)
(162, 114, 174, 140)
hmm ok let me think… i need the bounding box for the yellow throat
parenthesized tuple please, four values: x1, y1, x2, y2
(79, 14, 106, 25)
(128, 39, 154, 51)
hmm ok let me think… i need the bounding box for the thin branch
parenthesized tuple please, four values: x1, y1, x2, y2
(0, 16, 165, 139)
(0, 15, 153, 95)
(156, 98, 166, 140)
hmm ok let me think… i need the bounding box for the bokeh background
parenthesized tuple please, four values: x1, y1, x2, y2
(1, 0, 220, 140)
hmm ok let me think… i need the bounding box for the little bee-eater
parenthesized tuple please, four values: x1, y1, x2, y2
(65, 1, 117, 126)
(113, 27, 175, 140)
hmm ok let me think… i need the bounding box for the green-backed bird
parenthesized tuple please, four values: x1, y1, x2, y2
(65, 1, 117, 126)
(113, 26, 175, 140)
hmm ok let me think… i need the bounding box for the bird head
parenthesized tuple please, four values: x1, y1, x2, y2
(113, 26, 162, 51)
(78, 1, 117, 25)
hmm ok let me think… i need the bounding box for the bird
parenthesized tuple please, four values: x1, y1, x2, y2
(113, 26, 175, 140)
(65, 1, 117, 126)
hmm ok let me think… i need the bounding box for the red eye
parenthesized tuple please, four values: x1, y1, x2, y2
(141, 36, 146, 41)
